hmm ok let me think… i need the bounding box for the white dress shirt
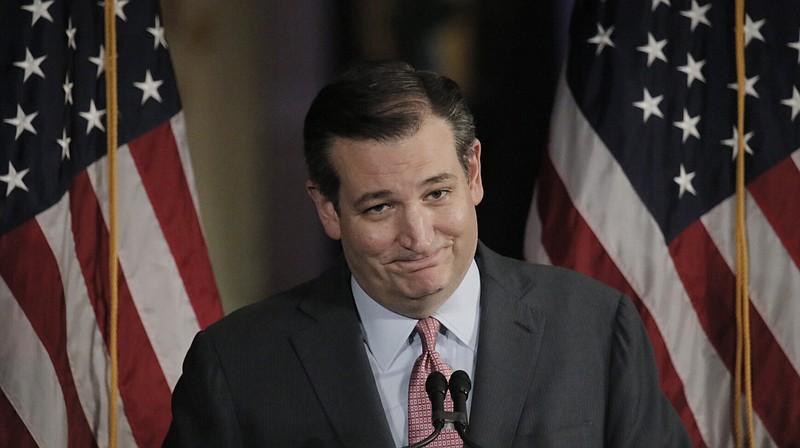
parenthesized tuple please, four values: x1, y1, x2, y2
(352, 260, 481, 447)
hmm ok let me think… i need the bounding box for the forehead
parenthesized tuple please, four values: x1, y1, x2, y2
(329, 116, 463, 190)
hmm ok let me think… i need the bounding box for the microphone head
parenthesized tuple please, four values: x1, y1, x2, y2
(449, 370, 472, 396)
(425, 371, 448, 402)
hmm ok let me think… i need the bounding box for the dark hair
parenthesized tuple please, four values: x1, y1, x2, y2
(303, 60, 476, 208)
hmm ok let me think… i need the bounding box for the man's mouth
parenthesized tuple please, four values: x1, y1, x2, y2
(392, 248, 444, 272)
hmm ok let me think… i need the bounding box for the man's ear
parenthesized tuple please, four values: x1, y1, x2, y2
(468, 139, 484, 206)
(306, 181, 342, 240)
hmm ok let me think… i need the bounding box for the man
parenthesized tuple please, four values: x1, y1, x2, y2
(164, 61, 690, 447)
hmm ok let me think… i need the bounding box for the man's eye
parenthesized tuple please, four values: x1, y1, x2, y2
(428, 189, 449, 200)
(365, 204, 390, 214)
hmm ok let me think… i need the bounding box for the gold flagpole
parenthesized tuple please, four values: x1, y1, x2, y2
(104, 1, 120, 447)
(733, 0, 754, 446)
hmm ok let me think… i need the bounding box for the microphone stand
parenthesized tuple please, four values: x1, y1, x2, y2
(404, 412, 486, 448)
(403, 371, 488, 448)
(455, 428, 488, 448)
(405, 424, 444, 448)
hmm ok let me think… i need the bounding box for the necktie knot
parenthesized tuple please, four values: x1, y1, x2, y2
(416, 317, 442, 354)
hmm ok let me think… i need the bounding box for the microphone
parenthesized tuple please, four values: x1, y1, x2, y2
(425, 371, 448, 428)
(448, 370, 471, 431)
(448, 371, 487, 448)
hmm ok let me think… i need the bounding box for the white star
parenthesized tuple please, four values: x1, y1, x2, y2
(20, 0, 54, 26)
(147, 16, 169, 49)
(79, 100, 106, 135)
(587, 23, 615, 55)
(633, 88, 664, 123)
(63, 74, 74, 105)
(744, 14, 766, 47)
(13, 48, 47, 82)
(673, 164, 697, 198)
(98, 0, 130, 21)
(677, 54, 706, 87)
(673, 109, 701, 143)
(89, 45, 105, 78)
(115, 0, 130, 21)
(781, 86, 800, 120)
(651, 0, 670, 11)
(637, 33, 668, 67)
(66, 18, 77, 50)
(789, 31, 800, 64)
(680, 0, 712, 32)
(57, 129, 71, 160)
(134, 70, 164, 104)
(727, 75, 760, 98)
(721, 126, 754, 160)
(3, 105, 38, 140)
(0, 162, 30, 197)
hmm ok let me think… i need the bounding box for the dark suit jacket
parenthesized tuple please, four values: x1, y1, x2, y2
(163, 243, 689, 447)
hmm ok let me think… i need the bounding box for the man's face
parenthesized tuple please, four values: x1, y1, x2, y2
(308, 115, 484, 318)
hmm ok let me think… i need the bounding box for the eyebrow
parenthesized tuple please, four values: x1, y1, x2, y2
(353, 190, 393, 210)
(351, 173, 458, 210)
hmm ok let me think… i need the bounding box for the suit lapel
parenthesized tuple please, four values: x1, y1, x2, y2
(291, 265, 394, 447)
(468, 245, 546, 446)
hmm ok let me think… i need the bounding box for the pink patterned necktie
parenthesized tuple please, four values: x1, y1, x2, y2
(407, 317, 462, 447)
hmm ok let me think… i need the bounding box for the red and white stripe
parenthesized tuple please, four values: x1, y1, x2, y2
(525, 75, 800, 447)
(0, 112, 222, 447)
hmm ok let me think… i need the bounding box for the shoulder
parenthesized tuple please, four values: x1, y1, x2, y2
(476, 242, 624, 312)
(199, 259, 352, 348)
(475, 242, 639, 352)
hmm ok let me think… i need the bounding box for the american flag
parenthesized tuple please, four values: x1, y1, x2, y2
(525, 0, 799, 446)
(0, 0, 223, 446)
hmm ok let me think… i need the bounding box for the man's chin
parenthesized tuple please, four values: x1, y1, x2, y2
(405, 287, 445, 301)
(400, 284, 450, 308)
(397, 273, 448, 298)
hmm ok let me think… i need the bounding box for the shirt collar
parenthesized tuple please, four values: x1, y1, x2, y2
(352, 260, 481, 372)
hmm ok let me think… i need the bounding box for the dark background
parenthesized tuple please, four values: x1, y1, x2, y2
(164, 0, 573, 312)
(332, 0, 570, 259)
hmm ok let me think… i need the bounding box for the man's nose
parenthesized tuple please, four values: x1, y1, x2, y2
(397, 204, 434, 254)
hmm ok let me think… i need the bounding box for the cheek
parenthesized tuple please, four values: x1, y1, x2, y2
(437, 205, 473, 235)
(343, 221, 397, 257)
